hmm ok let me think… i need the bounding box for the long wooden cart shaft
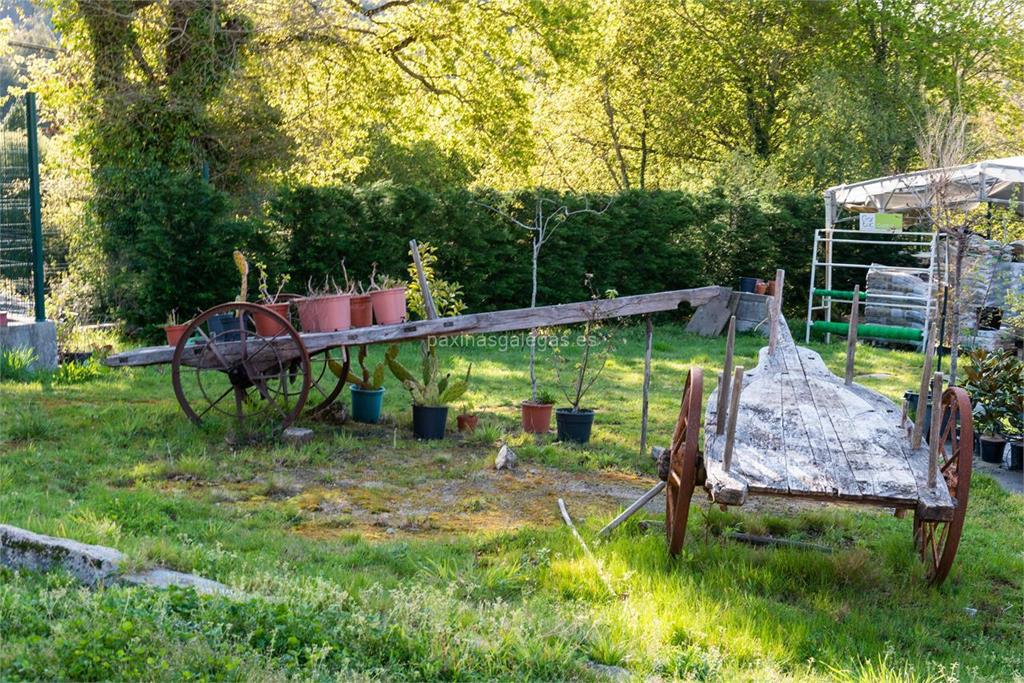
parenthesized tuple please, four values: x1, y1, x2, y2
(104, 286, 729, 369)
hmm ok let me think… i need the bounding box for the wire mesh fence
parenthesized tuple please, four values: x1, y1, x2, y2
(0, 98, 33, 317)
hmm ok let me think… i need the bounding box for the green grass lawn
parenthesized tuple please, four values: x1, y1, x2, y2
(1, 323, 1021, 681)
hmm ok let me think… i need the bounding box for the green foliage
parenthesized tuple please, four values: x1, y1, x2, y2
(406, 241, 466, 319)
(0, 347, 37, 383)
(386, 342, 470, 406)
(963, 349, 1024, 437)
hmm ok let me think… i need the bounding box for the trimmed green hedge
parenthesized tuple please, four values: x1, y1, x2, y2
(97, 179, 914, 336)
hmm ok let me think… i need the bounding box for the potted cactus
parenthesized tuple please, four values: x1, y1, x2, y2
(334, 345, 388, 423)
(386, 341, 470, 439)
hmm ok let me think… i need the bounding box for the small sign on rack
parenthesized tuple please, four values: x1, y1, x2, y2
(859, 212, 903, 233)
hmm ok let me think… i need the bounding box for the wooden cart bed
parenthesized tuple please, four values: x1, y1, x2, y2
(702, 319, 954, 521)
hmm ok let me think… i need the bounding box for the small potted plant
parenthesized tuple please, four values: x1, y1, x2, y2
(251, 263, 291, 336)
(163, 309, 189, 346)
(521, 389, 556, 434)
(296, 270, 353, 333)
(386, 341, 470, 439)
(335, 345, 387, 423)
(552, 277, 617, 444)
(208, 250, 251, 340)
(457, 401, 478, 433)
(369, 266, 407, 325)
(963, 349, 1014, 464)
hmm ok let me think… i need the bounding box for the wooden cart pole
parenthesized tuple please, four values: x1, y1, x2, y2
(768, 269, 785, 354)
(844, 285, 860, 386)
(409, 239, 438, 320)
(639, 315, 654, 456)
(716, 316, 736, 435)
(722, 366, 745, 472)
(911, 310, 938, 449)
(928, 372, 942, 487)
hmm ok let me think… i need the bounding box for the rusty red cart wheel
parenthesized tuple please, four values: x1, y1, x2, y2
(171, 302, 311, 431)
(914, 386, 973, 586)
(666, 367, 703, 557)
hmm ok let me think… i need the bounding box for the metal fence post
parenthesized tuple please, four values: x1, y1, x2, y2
(26, 92, 45, 322)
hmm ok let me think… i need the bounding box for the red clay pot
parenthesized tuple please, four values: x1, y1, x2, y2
(350, 294, 373, 328)
(754, 280, 768, 295)
(251, 302, 291, 336)
(297, 294, 351, 332)
(765, 281, 777, 296)
(370, 287, 406, 325)
(521, 401, 554, 434)
(164, 323, 189, 347)
(457, 414, 479, 433)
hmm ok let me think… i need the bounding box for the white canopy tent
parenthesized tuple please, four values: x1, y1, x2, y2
(824, 156, 1024, 227)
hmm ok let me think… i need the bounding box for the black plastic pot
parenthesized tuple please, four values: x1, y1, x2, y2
(412, 405, 448, 440)
(738, 277, 759, 294)
(207, 312, 253, 341)
(979, 436, 1006, 464)
(556, 408, 595, 444)
(1007, 442, 1023, 471)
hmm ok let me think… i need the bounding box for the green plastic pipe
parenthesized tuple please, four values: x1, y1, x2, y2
(813, 288, 869, 300)
(811, 320, 922, 341)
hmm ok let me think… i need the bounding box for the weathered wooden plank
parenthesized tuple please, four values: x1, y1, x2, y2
(105, 286, 728, 368)
(685, 288, 733, 336)
(782, 372, 845, 496)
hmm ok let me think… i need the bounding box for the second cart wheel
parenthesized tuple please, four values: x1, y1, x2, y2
(171, 302, 311, 431)
(666, 367, 703, 557)
(914, 386, 973, 587)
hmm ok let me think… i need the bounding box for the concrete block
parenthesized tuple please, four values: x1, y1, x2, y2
(0, 316, 58, 370)
(0, 524, 123, 584)
(120, 569, 235, 596)
(282, 427, 314, 445)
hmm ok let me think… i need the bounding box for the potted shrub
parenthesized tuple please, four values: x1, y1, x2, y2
(251, 263, 291, 336)
(521, 389, 556, 434)
(1002, 355, 1023, 470)
(457, 402, 478, 433)
(163, 309, 189, 346)
(386, 341, 470, 439)
(335, 345, 387, 423)
(552, 277, 617, 444)
(963, 349, 1014, 463)
(296, 274, 352, 333)
(369, 267, 407, 325)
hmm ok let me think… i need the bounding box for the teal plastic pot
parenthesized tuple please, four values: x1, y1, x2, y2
(350, 386, 384, 423)
(556, 408, 595, 444)
(412, 405, 448, 440)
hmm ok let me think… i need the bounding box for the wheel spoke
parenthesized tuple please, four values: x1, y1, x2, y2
(197, 386, 233, 420)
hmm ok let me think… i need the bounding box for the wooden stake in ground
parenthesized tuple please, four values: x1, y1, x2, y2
(557, 498, 615, 596)
(768, 269, 785, 354)
(639, 315, 654, 456)
(844, 286, 860, 386)
(722, 366, 745, 471)
(409, 239, 438, 320)
(716, 316, 736, 435)
(928, 372, 943, 487)
(911, 311, 938, 450)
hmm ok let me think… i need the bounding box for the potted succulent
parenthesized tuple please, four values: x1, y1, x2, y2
(296, 272, 352, 333)
(251, 263, 291, 336)
(369, 266, 407, 325)
(386, 341, 470, 439)
(457, 401, 478, 433)
(163, 309, 189, 346)
(208, 250, 251, 340)
(334, 345, 387, 423)
(963, 349, 1016, 464)
(522, 389, 556, 434)
(552, 277, 617, 444)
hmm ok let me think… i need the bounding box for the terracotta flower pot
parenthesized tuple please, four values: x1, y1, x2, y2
(0, 311, 8, 327)
(370, 287, 406, 325)
(457, 414, 479, 433)
(754, 280, 768, 295)
(164, 323, 189, 347)
(297, 294, 351, 332)
(251, 302, 291, 336)
(350, 294, 373, 328)
(765, 281, 776, 296)
(521, 401, 554, 434)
